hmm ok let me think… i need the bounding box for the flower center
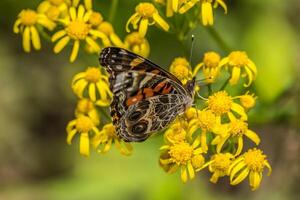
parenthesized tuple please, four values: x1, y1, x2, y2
(169, 142, 193, 165)
(89, 12, 103, 27)
(49, 0, 64, 6)
(76, 116, 94, 132)
(191, 155, 205, 169)
(229, 119, 248, 136)
(46, 6, 60, 21)
(85, 67, 101, 82)
(228, 51, 249, 67)
(196, 110, 216, 130)
(125, 32, 144, 45)
(243, 148, 266, 172)
(98, 22, 114, 35)
(211, 153, 232, 172)
(77, 99, 94, 113)
(240, 93, 256, 109)
(66, 20, 90, 40)
(208, 91, 233, 115)
(136, 3, 156, 17)
(203, 52, 220, 68)
(20, 9, 38, 26)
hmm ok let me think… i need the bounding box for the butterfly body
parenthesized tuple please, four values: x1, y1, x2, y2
(99, 47, 195, 142)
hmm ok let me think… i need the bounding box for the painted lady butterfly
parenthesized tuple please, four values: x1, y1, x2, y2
(99, 47, 195, 142)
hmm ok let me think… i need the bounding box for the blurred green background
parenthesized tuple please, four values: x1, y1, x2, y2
(1, 0, 300, 199)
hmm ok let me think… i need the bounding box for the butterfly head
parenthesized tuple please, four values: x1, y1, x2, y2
(185, 77, 196, 97)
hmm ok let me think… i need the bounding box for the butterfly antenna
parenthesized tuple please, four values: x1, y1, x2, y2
(195, 76, 214, 84)
(189, 35, 195, 66)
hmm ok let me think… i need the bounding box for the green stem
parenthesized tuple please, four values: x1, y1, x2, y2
(37, 26, 52, 42)
(206, 26, 231, 53)
(98, 108, 112, 123)
(108, 0, 119, 23)
(219, 75, 231, 91)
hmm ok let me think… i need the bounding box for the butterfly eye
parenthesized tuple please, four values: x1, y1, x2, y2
(128, 110, 143, 121)
(131, 121, 148, 134)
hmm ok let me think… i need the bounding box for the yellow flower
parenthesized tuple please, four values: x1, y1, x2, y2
(206, 153, 234, 183)
(160, 136, 206, 183)
(88, 11, 103, 27)
(156, 0, 188, 17)
(206, 91, 248, 122)
(126, 2, 169, 37)
(211, 115, 260, 156)
(235, 91, 257, 110)
(229, 148, 272, 191)
(13, 9, 56, 52)
(72, 67, 112, 105)
(66, 115, 100, 157)
(220, 51, 257, 87)
(75, 98, 100, 125)
(98, 21, 124, 47)
(184, 107, 198, 120)
(92, 123, 133, 156)
(37, 0, 68, 21)
(179, 0, 227, 26)
(51, 5, 108, 62)
(193, 51, 221, 83)
(124, 32, 150, 58)
(164, 120, 189, 144)
(169, 57, 193, 85)
(188, 109, 216, 152)
(72, 0, 92, 10)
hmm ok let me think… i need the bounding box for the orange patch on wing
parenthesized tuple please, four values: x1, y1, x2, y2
(126, 91, 143, 106)
(143, 88, 154, 97)
(150, 69, 160, 74)
(162, 85, 172, 94)
(130, 57, 145, 68)
(154, 81, 166, 92)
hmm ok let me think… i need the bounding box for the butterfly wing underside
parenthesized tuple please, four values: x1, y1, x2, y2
(99, 47, 193, 142)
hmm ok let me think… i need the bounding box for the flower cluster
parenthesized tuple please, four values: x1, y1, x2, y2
(14, 0, 272, 192)
(158, 53, 271, 191)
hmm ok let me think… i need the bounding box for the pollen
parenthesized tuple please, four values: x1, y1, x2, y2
(76, 116, 94, 132)
(136, 3, 156, 17)
(211, 153, 232, 172)
(228, 51, 249, 67)
(89, 12, 103, 27)
(207, 91, 233, 115)
(66, 20, 90, 40)
(196, 110, 216, 130)
(20, 9, 38, 26)
(191, 154, 205, 169)
(85, 67, 101, 83)
(229, 119, 248, 137)
(169, 142, 193, 165)
(243, 148, 267, 172)
(203, 51, 220, 68)
(98, 22, 114, 35)
(77, 99, 94, 113)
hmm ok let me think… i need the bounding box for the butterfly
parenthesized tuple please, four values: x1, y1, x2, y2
(99, 47, 196, 142)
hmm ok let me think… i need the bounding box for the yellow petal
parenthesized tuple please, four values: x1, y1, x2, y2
(231, 103, 247, 121)
(172, 0, 179, 12)
(86, 36, 100, 52)
(210, 172, 220, 183)
(126, 13, 139, 32)
(66, 129, 77, 144)
(216, 0, 227, 13)
(200, 131, 208, 153)
(187, 161, 195, 179)
(264, 160, 272, 176)
(30, 26, 41, 50)
(179, 0, 197, 14)
(229, 67, 241, 85)
(89, 83, 96, 101)
(85, 0, 92, 10)
(181, 166, 188, 183)
(202, 2, 213, 26)
(153, 13, 170, 31)
(37, 17, 56, 31)
(230, 161, 246, 181)
(231, 168, 249, 185)
(73, 79, 88, 98)
(13, 19, 21, 33)
(71, 72, 86, 86)
(52, 30, 67, 42)
(243, 66, 253, 87)
(245, 130, 260, 145)
(69, 7, 77, 21)
(235, 136, 243, 156)
(80, 132, 90, 157)
(138, 18, 148, 37)
(110, 33, 124, 48)
(70, 40, 80, 62)
(216, 134, 229, 153)
(77, 5, 85, 20)
(251, 171, 262, 191)
(22, 26, 31, 53)
(54, 36, 70, 53)
(192, 63, 204, 77)
(228, 157, 243, 173)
